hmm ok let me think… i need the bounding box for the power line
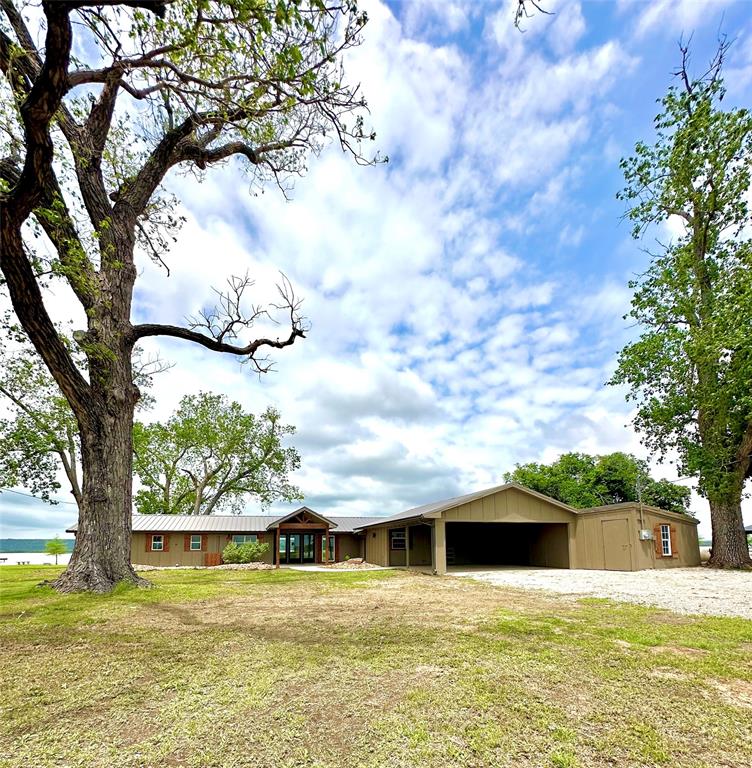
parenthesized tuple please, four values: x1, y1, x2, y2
(0, 487, 78, 505)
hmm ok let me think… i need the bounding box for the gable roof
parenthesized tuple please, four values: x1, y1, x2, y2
(354, 482, 577, 530)
(265, 506, 337, 529)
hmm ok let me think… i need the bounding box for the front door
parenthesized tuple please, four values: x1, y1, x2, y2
(278, 532, 317, 564)
(302, 534, 315, 563)
(288, 534, 301, 563)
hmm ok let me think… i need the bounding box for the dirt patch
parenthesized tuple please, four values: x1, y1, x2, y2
(110, 572, 574, 650)
(711, 679, 752, 709)
(650, 645, 708, 657)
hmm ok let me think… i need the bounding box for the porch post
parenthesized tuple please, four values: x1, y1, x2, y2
(324, 526, 330, 563)
(434, 518, 446, 575)
(275, 528, 280, 569)
(405, 525, 411, 569)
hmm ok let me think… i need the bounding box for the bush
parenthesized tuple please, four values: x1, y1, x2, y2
(222, 541, 270, 564)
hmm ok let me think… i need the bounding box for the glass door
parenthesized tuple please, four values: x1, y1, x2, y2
(288, 534, 302, 563)
(303, 534, 315, 563)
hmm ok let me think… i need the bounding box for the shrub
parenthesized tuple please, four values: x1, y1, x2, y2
(222, 541, 269, 564)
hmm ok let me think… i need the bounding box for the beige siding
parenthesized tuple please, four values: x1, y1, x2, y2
(572, 510, 637, 570)
(132, 531, 274, 566)
(529, 524, 571, 568)
(335, 534, 364, 561)
(365, 527, 390, 566)
(408, 524, 432, 566)
(637, 509, 701, 569)
(573, 505, 701, 570)
(442, 488, 574, 524)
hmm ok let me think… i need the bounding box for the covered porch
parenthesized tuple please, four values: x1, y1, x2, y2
(267, 507, 338, 568)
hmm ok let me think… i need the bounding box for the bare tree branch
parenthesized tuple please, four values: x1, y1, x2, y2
(130, 275, 308, 371)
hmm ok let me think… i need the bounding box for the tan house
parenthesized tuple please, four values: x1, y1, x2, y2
(67, 484, 701, 571)
(68, 507, 375, 567)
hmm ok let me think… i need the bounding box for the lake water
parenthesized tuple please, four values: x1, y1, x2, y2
(0, 539, 74, 566)
(0, 552, 72, 565)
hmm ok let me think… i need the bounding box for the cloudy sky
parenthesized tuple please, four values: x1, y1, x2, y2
(2, 0, 752, 539)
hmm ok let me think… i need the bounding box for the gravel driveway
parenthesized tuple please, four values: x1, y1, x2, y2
(451, 566, 752, 619)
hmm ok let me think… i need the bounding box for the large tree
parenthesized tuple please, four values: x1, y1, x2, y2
(611, 45, 752, 568)
(504, 452, 691, 514)
(133, 392, 301, 515)
(0, 0, 376, 592)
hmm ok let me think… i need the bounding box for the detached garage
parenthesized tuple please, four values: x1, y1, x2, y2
(358, 483, 700, 573)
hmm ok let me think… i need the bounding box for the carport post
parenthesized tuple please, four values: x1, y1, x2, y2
(433, 519, 446, 575)
(405, 526, 410, 569)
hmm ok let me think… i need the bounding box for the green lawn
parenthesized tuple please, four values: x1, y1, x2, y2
(1, 566, 751, 768)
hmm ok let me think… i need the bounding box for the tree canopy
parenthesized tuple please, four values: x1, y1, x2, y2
(504, 452, 691, 514)
(611, 44, 752, 567)
(133, 392, 301, 515)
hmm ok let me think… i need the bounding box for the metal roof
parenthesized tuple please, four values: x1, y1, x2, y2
(66, 512, 385, 534)
(577, 501, 700, 523)
(354, 482, 577, 530)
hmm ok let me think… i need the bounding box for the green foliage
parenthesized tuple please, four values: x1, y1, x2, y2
(0, 314, 157, 507)
(44, 536, 68, 565)
(133, 392, 302, 515)
(0, 319, 81, 504)
(222, 540, 270, 564)
(504, 452, 691, 514)
(611, 53, 752, 504)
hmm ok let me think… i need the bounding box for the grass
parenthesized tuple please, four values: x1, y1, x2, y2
(1, 566, 751, 768)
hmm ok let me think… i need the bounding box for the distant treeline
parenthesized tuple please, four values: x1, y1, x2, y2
(0, 539, 75, 553)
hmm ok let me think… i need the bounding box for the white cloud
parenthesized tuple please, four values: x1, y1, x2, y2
(618, 0, 735, 39)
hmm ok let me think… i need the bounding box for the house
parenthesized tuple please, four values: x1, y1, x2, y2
(66, 484, 701, 571)
(69, 506, 379, 567)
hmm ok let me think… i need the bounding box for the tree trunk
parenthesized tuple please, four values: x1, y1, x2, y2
(51, 253, 149, 593)
(51, 392, 149, 592)
(51, 389, 149, 591)
(707, 496, 752, 569)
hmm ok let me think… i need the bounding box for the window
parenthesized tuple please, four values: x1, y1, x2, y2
(190, 535, 202, 551)
(232, 534, 258, 545)
(390, 529, 406, 550)
(321, 535, 335, 561)
(151, 535, 163, 551)
(660, 524, 672, 557)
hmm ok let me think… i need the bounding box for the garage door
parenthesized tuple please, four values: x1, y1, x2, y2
(446, 522, 570, 568)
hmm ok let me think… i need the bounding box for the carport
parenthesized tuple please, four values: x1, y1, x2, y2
(446, 522, 570, 568)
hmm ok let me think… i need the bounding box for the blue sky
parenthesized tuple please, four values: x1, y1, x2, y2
(2, 0, 752, 539)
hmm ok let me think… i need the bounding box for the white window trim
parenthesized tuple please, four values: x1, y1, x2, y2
(232, 534, 258, 545)
(660, 524, 672, 557)
(190, 535, 202, 551)
(151, 534, 163, 552)
(390, 529, 406, 551)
